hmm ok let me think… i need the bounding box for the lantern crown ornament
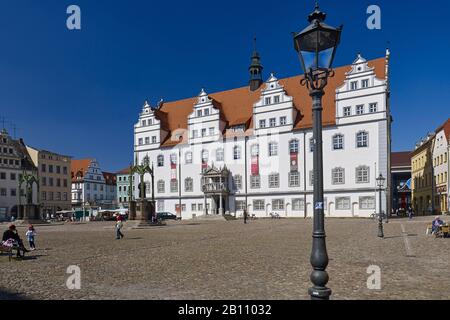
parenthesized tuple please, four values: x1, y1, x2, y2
(293, 2, 343, 91)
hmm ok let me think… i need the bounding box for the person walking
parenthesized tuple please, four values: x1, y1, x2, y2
(243, 209, 248, 224)
(25, 225, 37, 250)
(115, 215, 124, 240)
(408, 207, 414, 220)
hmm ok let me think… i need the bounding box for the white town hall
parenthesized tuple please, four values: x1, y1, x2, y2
(133, 49, 391, 220)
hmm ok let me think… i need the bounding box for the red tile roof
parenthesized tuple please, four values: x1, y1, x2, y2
(435, 118, 450, 140)
(155, 57, 386, 147)
(116, 167, 131, 175)
(102, 172, 117, 186)
(392, 152, 412, 167)
(71, 159, 93, 182)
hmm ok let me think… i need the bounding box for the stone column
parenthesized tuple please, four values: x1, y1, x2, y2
(204, 194, 207, 215)
(129, 201, 137, 220)
(219, 193, 223, 215)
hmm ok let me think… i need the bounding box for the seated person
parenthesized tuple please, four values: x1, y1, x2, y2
(2, 224, 29, 257)
(431, 216, 445, 234)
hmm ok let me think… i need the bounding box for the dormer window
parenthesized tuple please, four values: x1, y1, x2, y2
(362, 79, 369, 88)
(148, 119, 153, 125)
(142, 120, 147, 126)
(350, 81, 358, 90)
(265, 97, 271, 105)
(274, 95, 280, 103)
(204, 108, 210, 116)
(152, 136, 157, 144)
(197, 110, 202, 117)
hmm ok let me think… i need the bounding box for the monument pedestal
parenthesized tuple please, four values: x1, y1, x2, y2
(17, 204, 47, 225)
(129, 201, 137, 220)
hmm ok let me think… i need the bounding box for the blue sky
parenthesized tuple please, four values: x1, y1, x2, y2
(0, 0, 449, 171)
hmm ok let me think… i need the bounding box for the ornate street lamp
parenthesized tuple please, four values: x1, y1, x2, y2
(292, 3, 342, 300)
(376, 174, 386, 238)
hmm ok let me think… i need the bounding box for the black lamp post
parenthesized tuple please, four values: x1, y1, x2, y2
(293, 3, 342, 301)
(376, 174, 386, 238)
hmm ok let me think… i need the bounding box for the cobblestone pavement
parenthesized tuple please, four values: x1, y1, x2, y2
(0, 216, 449, 300)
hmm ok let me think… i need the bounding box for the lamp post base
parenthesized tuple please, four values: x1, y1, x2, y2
(308, 287, 332, 300)
(378, 222, 384, 238)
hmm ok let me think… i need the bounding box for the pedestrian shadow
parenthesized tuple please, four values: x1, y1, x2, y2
(124, 237, 143, 240)
(0, 289, 28, 300)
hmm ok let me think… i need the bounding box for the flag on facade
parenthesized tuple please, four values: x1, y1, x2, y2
(171, 159, 177, 181)
(251, 156, 259, 176)
(290, 152, 298, 172)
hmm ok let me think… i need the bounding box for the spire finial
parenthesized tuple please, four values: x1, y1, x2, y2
(308, 1, 326, 22)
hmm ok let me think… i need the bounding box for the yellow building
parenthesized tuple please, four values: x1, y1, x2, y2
(411, 133, 435, 216)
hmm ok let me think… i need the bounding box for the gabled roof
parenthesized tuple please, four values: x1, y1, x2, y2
(155, 57, 386, 147)
(435, 118, 450, 140)
(71, 159, 93, 181)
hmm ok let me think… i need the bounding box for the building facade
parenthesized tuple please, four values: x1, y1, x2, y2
(411, 133, 435, 215)
(391, 151, 412, 212)
(432, 119, 449, 214)
(0, 129, 38, 220)
(71, 159, 116, 209)
(116, 168, 132, 207)
(132, 53, 391, 220)
(26, 146, 72, 216)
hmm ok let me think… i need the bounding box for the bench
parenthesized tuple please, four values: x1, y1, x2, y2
(0, 242, 25, 261)
(435, 225, 449, 238)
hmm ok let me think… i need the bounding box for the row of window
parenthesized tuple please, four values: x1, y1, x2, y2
(259, 116, 287, 129)
(0, 158, 20, 167)
(154, 133, 369, 167)
(0, 147, 14, 154)
(249, 167, 370, 188)
(72, 193, 111, 202)
(41, 164, 68, 175)
(350, 78, 371, 91)
(433, 153, 448, 167)
(41, 177, 68, 188)
(151, 167, 370, 194)
(154, 196, 376, 213)
(138, 136, 157, 146)
(0, 172, 18, 181)
(196, 108, 211, 118)
(0, 188, 23, 197)
(435, 172, 448, 185)
(247, 196, 375, 211)
(41, 191, 68, 201)
(141, 118, 154, 127)
(264, 95, 281, 106)
(191, 127, 216, 139)
(343, 103, 378, 117)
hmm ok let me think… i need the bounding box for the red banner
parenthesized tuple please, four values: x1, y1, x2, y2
(171, 161, 177, 181)
(290, 153, 298, 172)
(251, 156, 259, 176)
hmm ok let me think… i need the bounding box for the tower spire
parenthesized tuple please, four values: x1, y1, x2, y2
(249, 37, 263, 91)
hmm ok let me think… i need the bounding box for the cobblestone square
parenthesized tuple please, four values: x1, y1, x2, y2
(1, 217, 449, 300)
